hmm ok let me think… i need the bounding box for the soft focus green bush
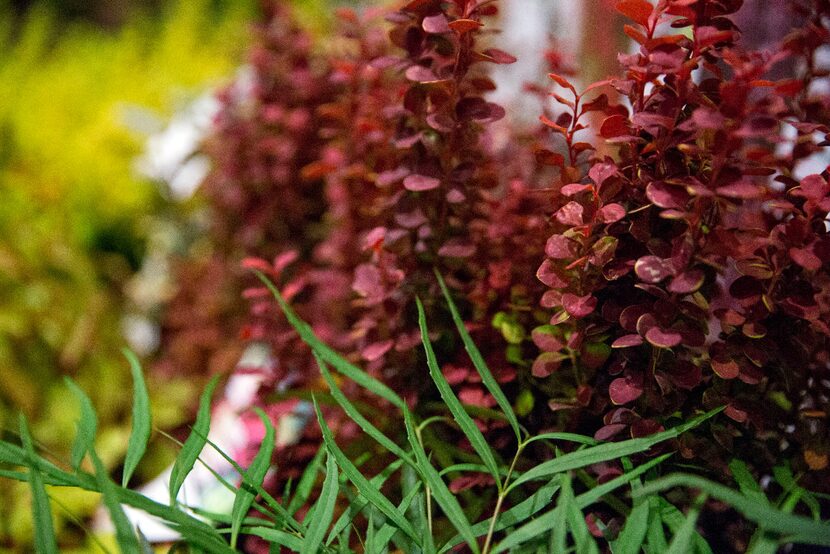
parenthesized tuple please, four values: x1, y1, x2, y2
(0, 0, 256, 547)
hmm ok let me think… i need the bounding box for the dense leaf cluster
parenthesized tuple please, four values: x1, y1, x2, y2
(158, 0, 830, 530)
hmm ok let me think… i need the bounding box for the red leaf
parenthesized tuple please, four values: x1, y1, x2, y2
(712, 357, 740, 379)
(635, 255, 672, 283)
(556, 201, 584, 226)
(241, 256, 274, 273)
(600, 114, 630, 138)
(646, 181, 689, 209)
(717, 179, 766, 199)
(724, 404, 748, 423)
(535, 149, 565, 167)
(775, 79, 804, 96)
(438, 239, 476, 258)
(532, 352, 563, 377)
(548, 72, 576, 92)
(598, 203, 626, 223)
(448, 18, 483, 34)
(537, 260, 568, 288)
(668, 269, 705, 294)
(789, 247, 822, 271)
(403, 0, 439, 10)
(422, 13, 450, 33)
(609, 377, 643, 405)
(532, 326, 565, 352)
(616, 0, 653, 26)
(403, 174, 441, 191)
(589, 162, 618, 186)
(590, 236, 618, 266)
(562, 293, 597, 318)
(619, 304, 650, 332)
(795, 174, 829, 201)
(482, 48, 517, 64)
(667, 360, 702, 390)
(594, 423, 627, 441)
(645, 327, 682, 348)
(623, 23, 647, 44)
(352, 264, 385, 304)
(405, 64, 439, 82)
(612, 334, 644, 348)
(545, 234, 578, 259)
(362, 340, 394, 362)
(560, 183, 592, 196)
(540, 114, 568, 134)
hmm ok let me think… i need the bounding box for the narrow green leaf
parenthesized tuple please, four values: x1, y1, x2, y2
(231, 407, 275, 549)
(256, 271, 406, 410)
(365, 511, 377, 552)
(403, 408, 479, 554)
(435, 269, 522, 443)
(646, 497, 668, 553)
(656, 498, 712, 554)
(729, 459, 767, 505)
(508, 408, 722, 493)
(611, 499, 649, 554)
(326, 459, 404, 546)
(301, 453, 339, 554)
(439, 477, 561, 553)
(313, 398, 421, 545)
(91, 449, 140, 553)
(492, 475, 572, 554)
(638, 474, 830, 545)
(375, 482, 423, 549)
(565, 485, 600, 554)
(288, 443, 325, 516)
(315, 352, 414, 466)
(523, 432, 599, 448)
(64, 377, 98, 469)
(18, 415, 59, 554)
(609, 456, 650, 554)
(169, 374, 219, 505)
(575, 453, 672, 508)
(666, 493, 707, 554)
(122, 349, 152, 487)
(240, 527, 303, 550)
(198, 431, 305, 533)
(416, 297, 501, 484)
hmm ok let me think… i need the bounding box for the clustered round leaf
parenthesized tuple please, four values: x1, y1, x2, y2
(158, 0, 830, 512)
(534, 0, 830, 482)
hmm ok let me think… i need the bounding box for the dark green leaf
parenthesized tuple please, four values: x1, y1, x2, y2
(417, 297, 501, 484)
(508, 408, 722, 492)
(256, 271, 405, 410)
(64, 377, 98, 469)
(435, 270, 522, 442)
(122, 349, 152, 487)
(301, 453, 339, 554)
(169, 375, 219, 505)
(19, 415, 59, 554)
(403, 408, 479, 553)
(314, 398, 420, 545)
(91, 449, 140, 553)
(231, 407, 275, 549)
(638, 474, 830, 545)
(315, 353, 414, 466)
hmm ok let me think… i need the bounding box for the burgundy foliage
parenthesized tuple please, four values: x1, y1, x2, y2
(157, 0, 830, 522)
(535, 0, 830, 481)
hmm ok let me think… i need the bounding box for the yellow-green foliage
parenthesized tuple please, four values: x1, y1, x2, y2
(0, 0, 254, 546)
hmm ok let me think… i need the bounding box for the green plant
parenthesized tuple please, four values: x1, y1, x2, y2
(1, 276, 827, 553)
(0, 0, 255, 546)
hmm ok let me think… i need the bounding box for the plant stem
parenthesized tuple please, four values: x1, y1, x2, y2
(482, 444, 524, 554)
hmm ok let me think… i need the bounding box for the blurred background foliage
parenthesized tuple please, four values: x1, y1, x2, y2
(0, 0, 269, 548)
